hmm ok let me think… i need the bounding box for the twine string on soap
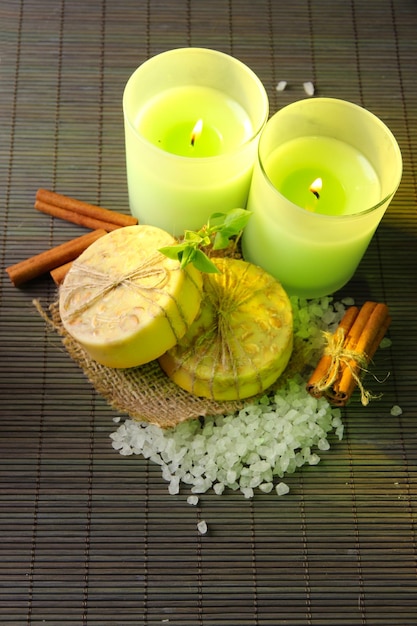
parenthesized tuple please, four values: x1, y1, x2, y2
(183, 273, 264, 400)
(60, 253, 168, 322)
(315, 327, 375, 406)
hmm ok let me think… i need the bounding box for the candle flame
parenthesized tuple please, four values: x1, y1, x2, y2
(309, 177, 322, 199)
(190, 119, 203, 146)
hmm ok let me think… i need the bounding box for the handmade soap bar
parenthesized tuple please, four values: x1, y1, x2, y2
(59, 225, 203, 368)
(158, 257, 293, 400)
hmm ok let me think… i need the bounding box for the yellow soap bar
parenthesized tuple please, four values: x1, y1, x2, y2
(158, 257, 293, 401)
(59, 225, 203, 368)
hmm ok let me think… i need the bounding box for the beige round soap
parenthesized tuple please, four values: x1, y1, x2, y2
(158, 257, 293, 401)
(59, 225, 203, 368)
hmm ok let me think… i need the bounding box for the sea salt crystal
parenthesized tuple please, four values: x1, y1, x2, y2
(197, 520, 208, 535)
(168, 475, 180, 495)
(318, 438, 330, 451)
(380, 337, 392, 349)
(213, 482, 225, 495)
(276, 80, 287, 92)
(161, 465, 172, 482)
(187, 495, 199, 506)
(248, 475, 263, 489)
(390, 405, 403, 417)
(303, 81, 315, 96)
(332, 412, 344, 440)
(276, 482, 290, 496)
(334, 300, 347, 314)
(241, 487, 254, 499)
(259, 482, 273, 493)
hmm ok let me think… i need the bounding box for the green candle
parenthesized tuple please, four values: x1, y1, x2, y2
(266, 135, 380, 216)
(242, 98, 402, 298)
(123, 48, 268, 236)
(136, 85, 253, 158)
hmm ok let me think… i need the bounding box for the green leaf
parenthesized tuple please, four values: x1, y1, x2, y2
(158, 244, 187, 261)
(222, 208, 252, 232)
(191, 249, 220, 273)
(212, 231, 231, 250)
(212, 210, 252, 250)
(184, 230, 203, 243)
(178, 246, 196, 268)
(158, 209, 251, 273)
(207, 212, 227, 229)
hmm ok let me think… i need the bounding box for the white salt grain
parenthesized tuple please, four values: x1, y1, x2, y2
(187, 495, 199, 506)
(380, 337, 392, 349)
(276, 80, 287, 92)
(213, 482, 225, 495)
(197, 520, 208, 535)
(318, 438, 330, 451)
(168, 475, 180, 495)
(241, 487, 254, 499)
(303, 81, 315, 96)
(390, 405, 403, 417)
(276, 482, 290, 496)
(259, 482, 273, 493)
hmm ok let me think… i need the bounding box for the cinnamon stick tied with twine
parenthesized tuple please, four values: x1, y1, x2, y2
(307, 301, 391, 406)
(35, 189, 138, 232)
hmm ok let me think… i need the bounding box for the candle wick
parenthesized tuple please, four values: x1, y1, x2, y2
(190, 119, 203, 148)
(309, 177, 322, 201)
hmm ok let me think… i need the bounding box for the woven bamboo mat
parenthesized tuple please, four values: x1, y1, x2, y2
(1, 0, 417, 624)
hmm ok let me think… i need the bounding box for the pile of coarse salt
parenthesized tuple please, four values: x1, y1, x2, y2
(110, 296, 352, 498)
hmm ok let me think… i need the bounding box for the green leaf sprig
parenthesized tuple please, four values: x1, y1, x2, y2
(159, 209, 252, 273)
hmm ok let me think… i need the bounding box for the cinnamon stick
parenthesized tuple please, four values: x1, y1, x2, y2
(50, 261, 73, 286)
(6, 229, 107, 287)
(36, 189, 138, 228)
(306, 305, 359, 398)
(35, 199, 121, 232)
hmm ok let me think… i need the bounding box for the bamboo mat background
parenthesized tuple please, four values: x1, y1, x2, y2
(1, 1, 417, 624)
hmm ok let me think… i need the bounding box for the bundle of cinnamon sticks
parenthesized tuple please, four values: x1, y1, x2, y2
(6, 189, 138, 287)
(307, 301, 391, 406)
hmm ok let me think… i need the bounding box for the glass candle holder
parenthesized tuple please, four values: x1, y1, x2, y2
(242, 98, 402, 298)
(123, 47, 269, 237)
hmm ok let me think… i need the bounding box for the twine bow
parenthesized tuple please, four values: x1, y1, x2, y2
(315, 327, 375, 406)
(60, 253, 168, 323)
